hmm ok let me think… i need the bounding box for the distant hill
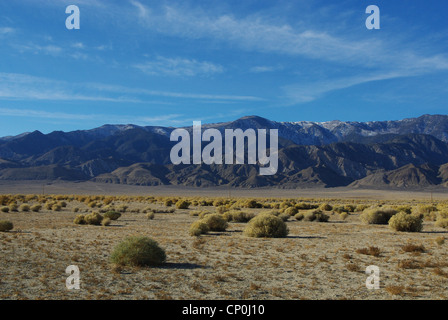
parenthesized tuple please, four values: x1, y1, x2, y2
(1, 114, 448, 189)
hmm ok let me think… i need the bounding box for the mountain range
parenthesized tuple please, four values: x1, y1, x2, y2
(1, 114, 448, 189)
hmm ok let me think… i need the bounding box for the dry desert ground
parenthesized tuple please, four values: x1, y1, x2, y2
(1, 183, 448, 300)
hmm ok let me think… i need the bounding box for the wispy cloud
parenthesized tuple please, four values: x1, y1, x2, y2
(0, 27, 15, 35)
(0, 73, 263, 103)
(134, 56, 224, 77)
(129, 1, 448, 104)
(282, 72, 409, 104)
(249, 66, 281, 73)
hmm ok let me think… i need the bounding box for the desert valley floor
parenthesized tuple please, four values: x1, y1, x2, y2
(1, 182, 448, 300)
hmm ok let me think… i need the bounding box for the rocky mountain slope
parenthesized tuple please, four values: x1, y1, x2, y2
(0, 114, 447, 189)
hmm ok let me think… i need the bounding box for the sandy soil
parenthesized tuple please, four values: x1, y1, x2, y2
(1, 194, 448, 300)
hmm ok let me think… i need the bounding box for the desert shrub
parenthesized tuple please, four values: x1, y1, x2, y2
(435, 218, 448, 229)
(73, 207, 80, 213)
(84, 212, 104, 226)
(319, 203, 333, 211)
(104, 211, 121, 221)
(164, 199, 173, 207)
(176, 200, 191, 210)
(146, 212, 155, 220)
(189, 220, 210, 237)
(87, 201, 97, 208)
(389, 212, 423, 232)
(117, 205, 128, 212)
(1, 206, 10, 213)
(216, 206, 228, 214)
(8, 204, 18, 212)
(243, 199, 262, 209)
(395, 205, 413, 214)
(19, 204, 30, 212)
(44, 202, 53, 210)
(278, 212, 291, 222)
(266, 210, 280, 216)
(201, 214, 228, 232)
(294, 212, 304, 221)
(198, 211, 213, 219)
(333, 206, 349, 214)
(360, 208, 397, 225)
(339, 212, 349, 221)
(244, 213, 289, 238)
(343, 205, 356, 212)
(417, 204, 437, 214)
(74, 214, 86, 225)
(303, 209, 329, 222)
(284, 207, 298, 216)
(102, 218, 111, 226)
(51, 204, 62, 211)
(30, 204, 42, 212)
(296, 202, 312, 210)
(228, 210, 255, 223)
(0, 220, 13, 232)
(59, 201, 67, 208)
(110, 236, 166, 267)
(355, 204, 369, 212)
(189, 210, 202, 217)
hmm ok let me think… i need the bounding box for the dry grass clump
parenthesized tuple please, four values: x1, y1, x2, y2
(103, 211, 121, 221)
(303, 209, 329, 222)
(401, 243, 426, 253)
(19, 204, 30, 212)
(243, 213, 289, 238)
(189, 220, 210, 237)
(434, 237, 445, 246)
(0, 220, 13, 232)
(385, 285, 405, 296)
(388, 212, 423, 232)
(201, 214, 228, 232)
(435, 212, 448, 229)
(319, 203, 333, 211)
(278, 212, 290, 222)
(360, 207, 397, 225)
(1, 206, 9, 213)
(74, 212, 104, 226)
(356, 246, 381, 257)
(146, 212, 155, 220)
(110, 236, 166, 267)
(30, 204, 42, 212)
(227, 210, 255, 223)
(176, 200, 191, 209)
(102, 218, 111, 226)
(294, 212, 304, 221)
(283, 207, 298, 216)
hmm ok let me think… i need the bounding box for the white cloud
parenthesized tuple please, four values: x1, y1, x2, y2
(282, 72, 410, 104)
(0, 72, 263, 103)
(134, 56, 224, 77)
(0, 27, 15, 35)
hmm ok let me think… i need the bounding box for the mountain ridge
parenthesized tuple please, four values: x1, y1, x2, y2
(1, 114, 448, 189)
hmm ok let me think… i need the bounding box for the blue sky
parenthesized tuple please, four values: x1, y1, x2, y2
(0, 0, 447, 136)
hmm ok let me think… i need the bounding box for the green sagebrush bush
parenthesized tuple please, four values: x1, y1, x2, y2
(243, 213, 289, 238)
(110, 236, 166, 267)
(103, 211, 121, 221)
(303, 209, 329, 222)
(360, 208, 397, 225)
(74, 212, 104, 226)
(201, 213, 228, 232)
(388, 212, 423, 232)
(189, 220, 210, 236)
(0, 220, 13, 232)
